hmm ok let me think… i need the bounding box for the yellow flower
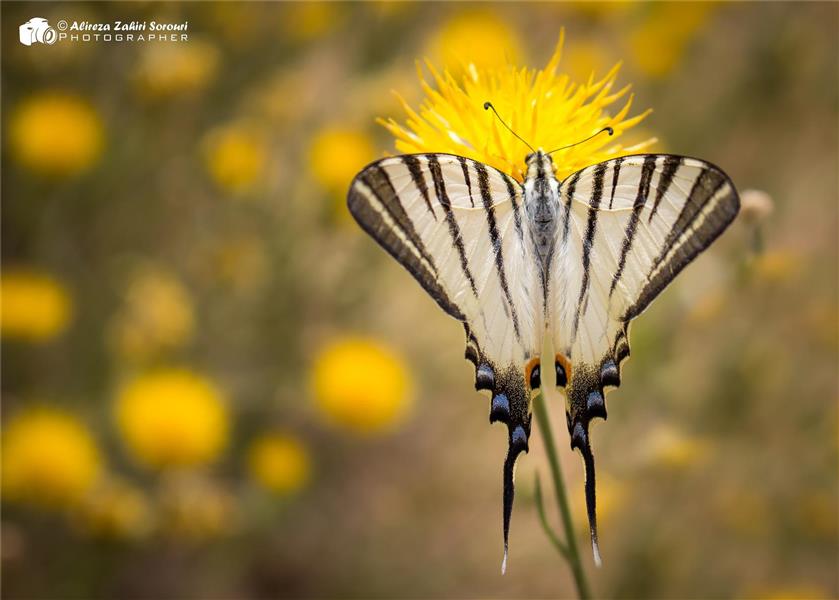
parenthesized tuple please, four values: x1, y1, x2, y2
(563, 39, 615, 83)
(76, 477, 152, 540)
(157, 473, 236, 540)
(108, 264, 194, 360)
(309, 127, 376, 202)
(212, 235, 268, 293)
(134, 40, 220, 98)
(281, 2, 345, 42)
(627, 3, 715, 79)
(204, 122, 267, 194)
(9, 92, 104, 176)
(428, 10, 523, 73)
(746, 585, 829, 600)
(115, 369, 229, 469)
(382, 31, 654, 183)
(247, 433, 311, 495)
(1, 268, 72, 342)
(311, 337, 413, 435)
(714, 486, 772, 538)
(751, 250, 800, 284)
(2, 407, 102, 508)
(573, 475, 625, 533)
(637, 423, 711, 470)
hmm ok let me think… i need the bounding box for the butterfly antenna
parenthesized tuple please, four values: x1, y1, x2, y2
(546, 127, 614, 155)
(484, 101, 535, 154)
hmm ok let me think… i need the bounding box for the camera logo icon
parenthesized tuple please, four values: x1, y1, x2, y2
(19, 18, 58, 46)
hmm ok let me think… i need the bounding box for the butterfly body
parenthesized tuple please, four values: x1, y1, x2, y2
(348, 148, 739, 569)
(523, 151, 562, 265)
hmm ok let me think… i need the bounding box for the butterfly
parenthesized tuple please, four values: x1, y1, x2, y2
(347, 105, 739, 571)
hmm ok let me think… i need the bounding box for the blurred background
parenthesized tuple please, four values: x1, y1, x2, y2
(1, 2, 837, 599)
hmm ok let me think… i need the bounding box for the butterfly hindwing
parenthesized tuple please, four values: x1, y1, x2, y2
(348, 153, 544, 569)
(550, 154, 740, 561)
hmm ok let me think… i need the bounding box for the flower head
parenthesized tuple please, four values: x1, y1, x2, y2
(1, 268, 72, 342)
(134, 40, 220, 98)
(76, 477, 152, 540)
(9, 92, 104, 176)
(382, 32, 654, 182)
(114, 369, 229, 469)
(428, 10, 522, 74)
(107, 264, 194, 360)
(309, 126, 376, 218)
(2, 407, 103, 508)
(157, 473, 236, 540)
(247, 433, 311, 495)
(204, 121, 268, 194)
(311, 337, 412, 435)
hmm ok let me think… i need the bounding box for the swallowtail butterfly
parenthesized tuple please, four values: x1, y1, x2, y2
(347, 105, 739, 571)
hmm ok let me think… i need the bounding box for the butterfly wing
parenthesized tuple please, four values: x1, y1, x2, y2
(348, 153, 543, 570)
(551, 154, 740, 562)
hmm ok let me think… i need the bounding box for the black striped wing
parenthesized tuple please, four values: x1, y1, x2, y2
(347, 153, 543, 570)
(551, 154, 739, 563)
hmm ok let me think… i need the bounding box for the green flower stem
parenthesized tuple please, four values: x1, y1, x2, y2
(533, 392, 592, 600)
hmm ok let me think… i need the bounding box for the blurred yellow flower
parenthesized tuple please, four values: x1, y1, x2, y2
(751, 250, 799, 284)
(627, 3, 715, 79)
(2, 407, 102, 508)
(573, 475, 625, 533)
(562, 39, 614, 83)
(282, 2, 345, 42)
(115, 369, 229, 469)
(429, 10, 522, 73)
(134, 40, 220, 98)
(247, 433, 311, 495)
(204, 122, 268, 194)
(213, 235, 268, 293)
(309, 127, 376, 204)
(383, 32, 654, 183)
(686, 288, 727, 326)
(311, 337, 413, 435)
(714, 486, 772, 538)
(76, 477, 152, 540)
(9, 92, 104, 176)
(747, 585, 829, 600)
(158, 474, 236, 540)
(108, 265, 194, 360)
(1, 269, 72, 342)
(637, 423, 711, 470)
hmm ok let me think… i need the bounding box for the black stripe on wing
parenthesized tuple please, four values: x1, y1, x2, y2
(623, 161, 739, 321)
(571, 162, 608, 339)
(427, 155, 481, 301)
(608, 154, 658, 298)
(475, 162, 523, 343)
(348, 163, 465, 321)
